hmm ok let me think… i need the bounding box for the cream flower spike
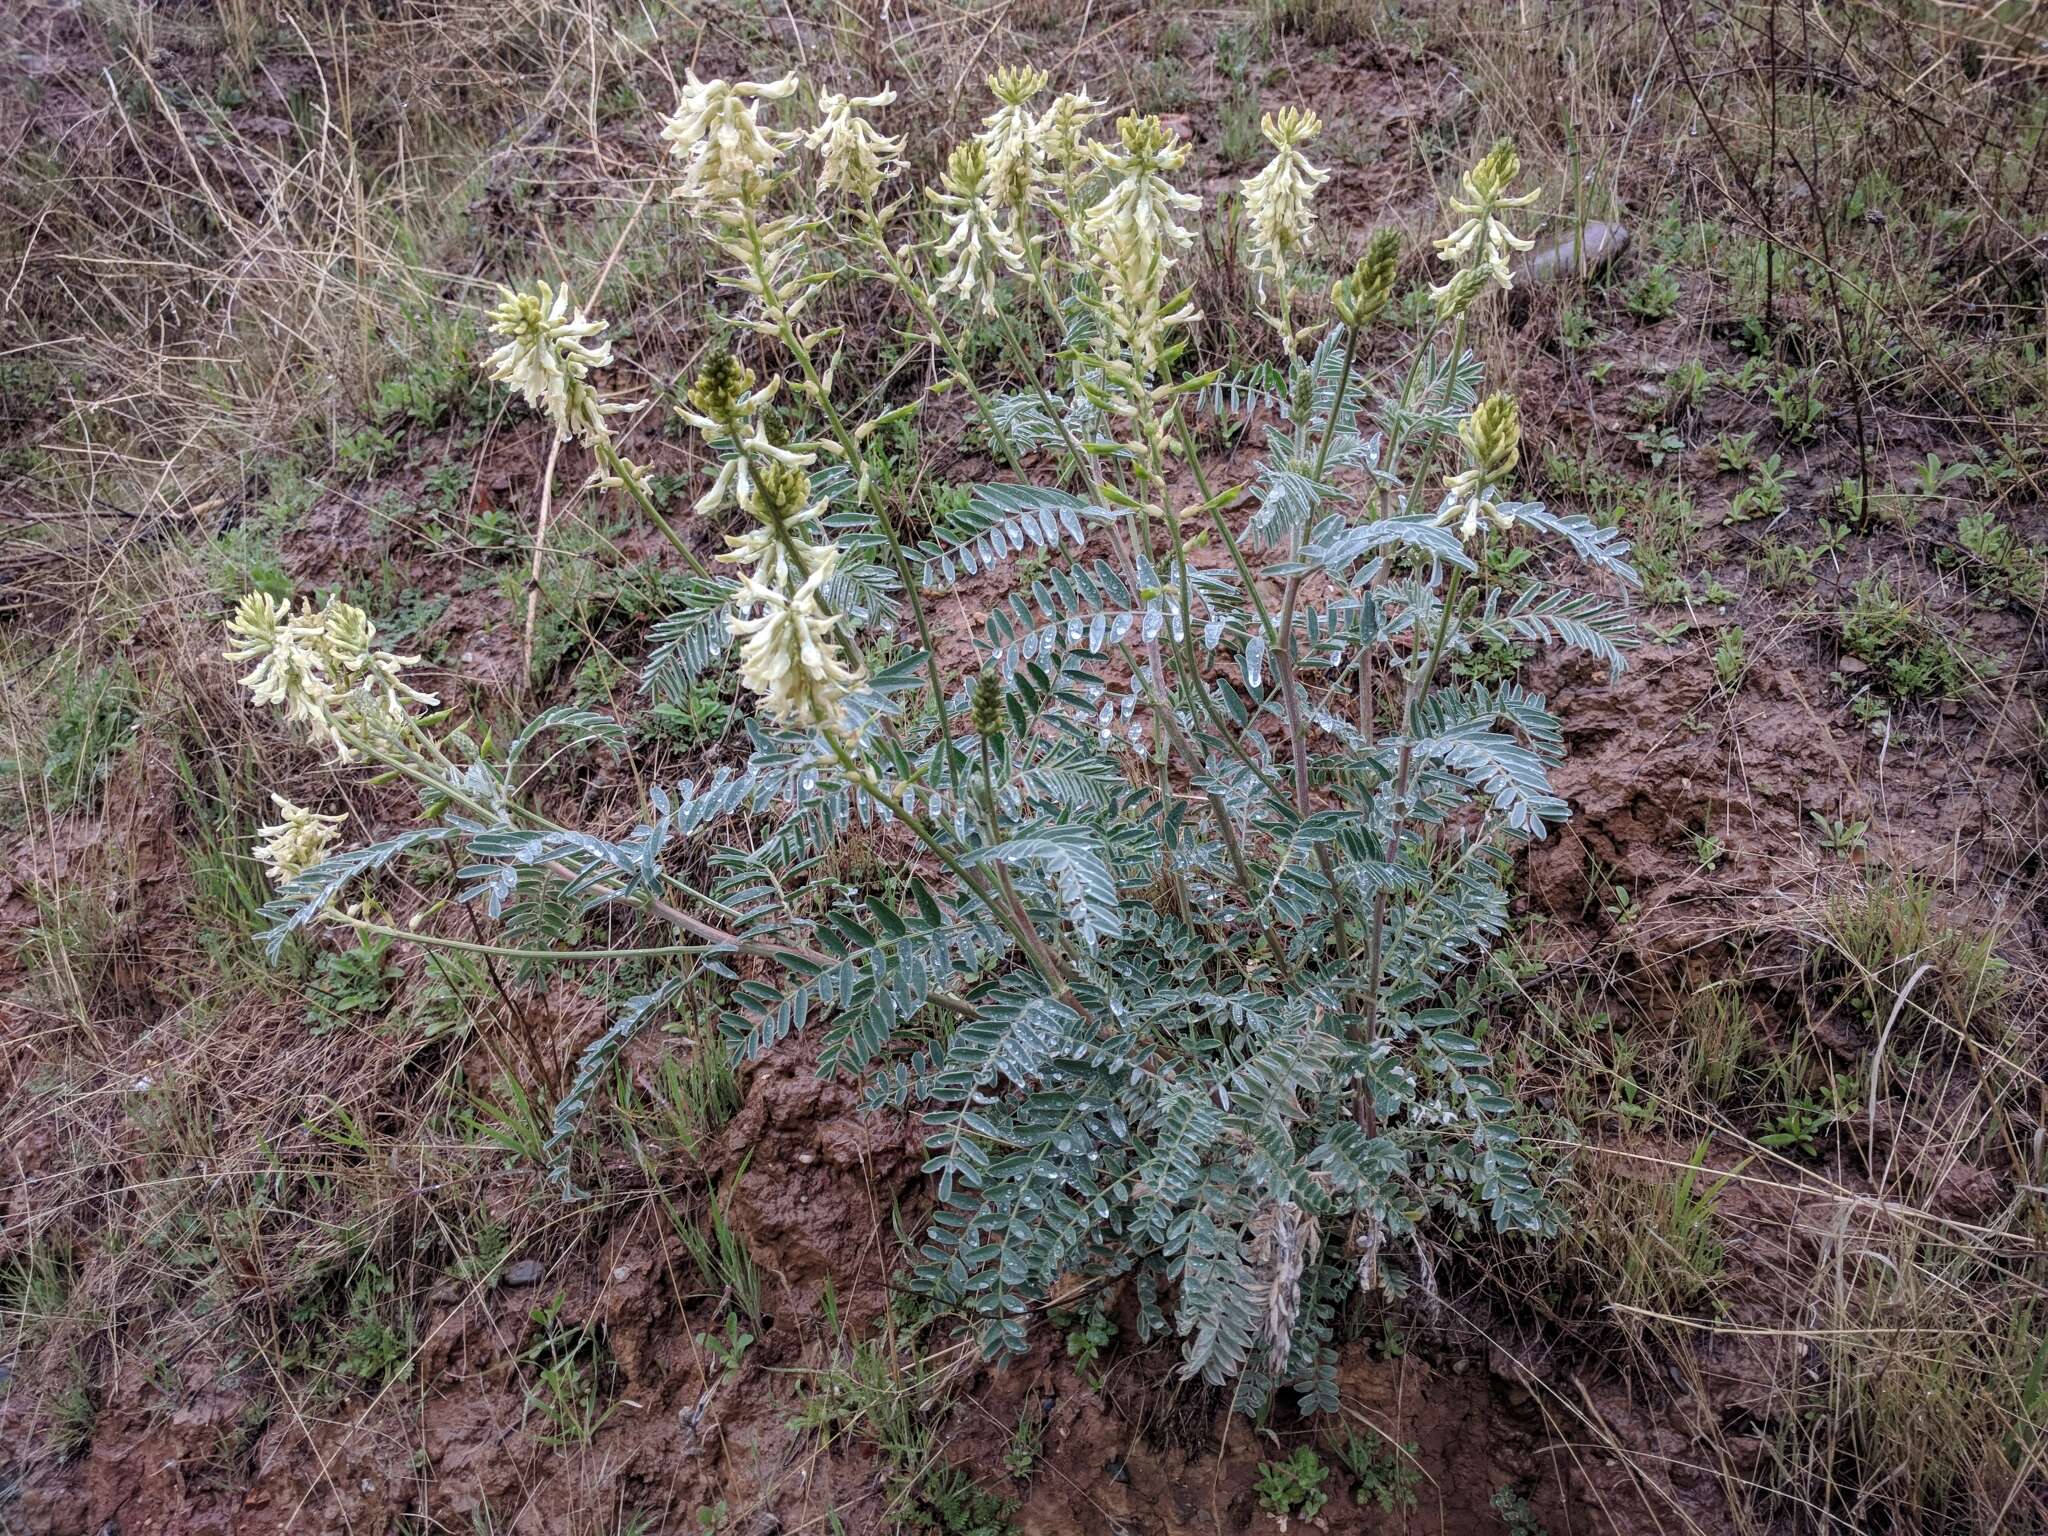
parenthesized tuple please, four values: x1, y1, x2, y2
(320, 599, 439, 741)
(1241, 107, 1330, 292)
(1087, 114, 1202, 257)
(720, 471, 837, 594)
(930, 141, 1027, 315)
(661, 71, 799, 205)
(484, 281, 640, 446)
(1035, 89, 1101, 173)
(1433, 137, 1539, 291)
(252, 796, 346, 887)
(978, 66, 1049, 215)
(225, 593, 437, 760)
(808, 87, 903, 201)
(225, 592, 334, 740)
(728, 559, 864, 732)
(1434, 392, 1523, 543)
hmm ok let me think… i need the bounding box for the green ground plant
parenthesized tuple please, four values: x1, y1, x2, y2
(1255, 1446, 1330, 1519)
(225, 100, 1636, 1405)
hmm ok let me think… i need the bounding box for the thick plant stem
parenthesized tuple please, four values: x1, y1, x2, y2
(594, 439, 713, 579)
(1353, 564, 1471, 1133)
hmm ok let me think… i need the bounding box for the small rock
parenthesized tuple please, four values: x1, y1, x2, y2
(1516, 221, 1632, 287)
(1838, 656, 1870, 677)
(501, 1259, 544, 1287)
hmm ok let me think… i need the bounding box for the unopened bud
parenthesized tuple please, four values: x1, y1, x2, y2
(971, 670, 1006, 738)
(1460, 392, 1521, 486)
(686, 354, 751, 429)
(1467, 137, 1522, 203)
(1332, 228, 1401, 328)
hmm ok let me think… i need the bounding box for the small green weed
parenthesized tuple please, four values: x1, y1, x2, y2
(1810, 810, 1869, 856)
(1255, 1446, 1330, 1520)
(29, 663, 136, 816)
(1713, 430, 1758, 473)
(1840, 575, 1978, 701)
(1004, 1401, 1045, 1482)
(1630, 423, 1684, 467)
(520, 1294, 621, 1447)
(1767, 370, 1825, 442)
(1713, 626, 1746, 693)
(1492, 1483, 1548, 1536)
(1336, 1433, 1420, 1512)
(308, 934, 401, 1031)
(1727, 454, 1789, 523)
(1624, 262, 1680, 321)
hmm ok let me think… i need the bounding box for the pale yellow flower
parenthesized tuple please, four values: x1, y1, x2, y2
(1433, 138, 1538, 291)
(930, 142, 1026, 315)
(225, 592, 333, 740)
(484, 281, 640, 446)
(1035, 89, 1101, 173)
(225, 593, 437, 759)
(1087, 114, 1202, 258)
(1084, 116, 1203, 376)
(728, 558, 863, 731)
(807, 87, 903, 201)
(978, 66, 1049, 214)
(1434, 393, 1523, 543)
(660, 71, 798, 205)
(1241, 107, 1329, 293)
(252, 795, 346, 886)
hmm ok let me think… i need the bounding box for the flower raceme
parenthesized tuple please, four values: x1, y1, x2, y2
(1034, 89, 1101, 177)
(1087, 113, 1202, 261)
(224, 592, 437, 760)
(660, 71, 798, 206)
(1432, 136, 1538, 295)
(678, 354, 806, 519)
(1241, 107, 1330, 297)
(253, 796, 345, 886)
(807, 86, 904, 202)
(978, 66, 1049, 216)
(728, 560, 863, 731)
(681, 354, 863, 732)
(1436, 391, 1523, 543)
(1084, 115, 1204, 379)
(484, 281, 640, 448)
(931, 141, 1028, 316)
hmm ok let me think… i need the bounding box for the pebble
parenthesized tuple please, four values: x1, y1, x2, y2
(501, 1259, 544, 1287)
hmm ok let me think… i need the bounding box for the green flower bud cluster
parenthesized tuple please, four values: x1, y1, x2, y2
(971, 670, 1007, 739)
(1331, 229, 1402, 328)
(1435, 390, 1524, 543)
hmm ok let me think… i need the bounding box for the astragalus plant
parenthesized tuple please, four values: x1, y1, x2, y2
(229, 73, 1637, 1406)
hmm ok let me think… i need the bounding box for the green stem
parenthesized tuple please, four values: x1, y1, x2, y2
(596, 439, 712, 579)
(821, 733, 1085, 1010)
(331, 911, 712, 965)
